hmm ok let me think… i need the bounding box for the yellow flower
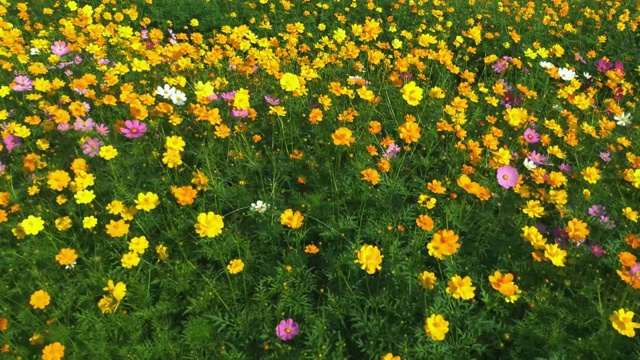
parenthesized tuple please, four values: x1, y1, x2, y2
(55, 216, 72, 231)
(581, 166, 601, 184)
(99, 145, 118, 160)
(47, 170, 71, 191)
(156, 244, 168, 261)
(611, 308, 640, 337)
(622, 207, 638, 222)
(401, 81, 423, 106)
(30, 290, 51, 309)
(381, 353, 401, 360)
(418, 271, 437, 289)
(134, 192, 160, 211)
(522, 200, 546, 218)
(446, 275, 476, 300)
(332, 127, 356, 146)
(227, 259, 245, 274)
(544, 243, 567, 267)
(55, 248, 78, 267)
(129, 236, 149, 254)
(74, 189, 95, 204)
(20, 215, 45, 235)
(425, 314, 449, 341)
(121, 252, 141, 269)
(83, 216, 98, 229)
(194, 212, 224, 238)
(355, 244, 383, 274)
(103, 280, 127, 302)
(280, 73, 300, 92)
(233, 88, 250, 110)
(280, 209, 304, 229)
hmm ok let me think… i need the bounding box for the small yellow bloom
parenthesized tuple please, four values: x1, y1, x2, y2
(134, 192, 160, 211)
(425, 314, 449, 341)
(611, 308, 640, 337)
(227, 259, 245, 274)
(355, 244, 383, 275)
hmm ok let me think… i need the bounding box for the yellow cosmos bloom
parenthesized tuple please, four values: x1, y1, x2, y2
(355, 244, 383, 275)
(401, 81, 423, 106)
(194, 212, 224, 238)
(611, 309, 640, 337)
(280, 209, 304, 229)
(446, 275, 476, 300)
(280, 73, 300, 92)
(425, 314, 449, 341)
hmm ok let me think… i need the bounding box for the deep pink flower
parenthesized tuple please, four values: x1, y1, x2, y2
(120, 120, 147, 139)
(496, 165, 519, 189)
(275, 318, 299, 341)
(3, 135, 21, 152)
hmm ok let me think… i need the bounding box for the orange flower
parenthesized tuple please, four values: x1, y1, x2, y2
(304, 244, 320, 254)
(42, 342, 65, 360)
(416, 215, 434, 231)
(30, 290, 51, 310)
(398, 121, 421, 144)
(332, 127, 355, 146)
(0, 318, 6, 331)
(565, 218, 589, 243)
(427, 229, 460, 260)
(171, 185, 198, 206)
(625, 234, 640, 249)
(360, 168, 380, 185)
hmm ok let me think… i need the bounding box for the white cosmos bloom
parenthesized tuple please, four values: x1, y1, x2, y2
(156, 84, 176, 99)
(539, 61, 553, 69)
(170, 90, 186, 105)
(523, 158, 537, 170)
(30, 48, 41, 55)
(558, 67, 576, 81)
(251, 200, 269, 213)
(583, 72, 592, 79)
(614, 112, 632, 127)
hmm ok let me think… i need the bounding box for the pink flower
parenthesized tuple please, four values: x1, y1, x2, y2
(11, 75, 33, 91)
(120, 120, 147, 139)
(496, 165, 519, 189)
(275, 318, 299, 341)
(523, 128, 539, 144)
(51, 41, 69, 57)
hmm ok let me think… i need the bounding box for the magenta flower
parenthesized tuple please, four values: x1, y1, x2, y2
(95, 123, 110, 136)
(528, 150, 548, 165)
(630, 263, 640, 278)
(275, 318, 299, 341)
(523, 128, 540, 144)
(496, 165, 519, 189)
(120, 120, 147, 139)
(220, 91, 236, 102)
(51, 41, 70, 57)
(230, 109, 248, 118)
(73, 117, 95, 132)
(589, 243, 605, 258)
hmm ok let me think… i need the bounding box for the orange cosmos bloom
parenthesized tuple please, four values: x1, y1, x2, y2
(427, 229, 460, 260)
(398, 121, 421, 144)
(332, 127, 355, 146)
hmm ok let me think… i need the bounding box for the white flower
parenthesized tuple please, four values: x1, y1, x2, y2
(539, 61, 553, 69)
(583, 72, 592, 79)
(65, 262, 76, 269)
(614, 112, 632, 127)
(170, 90, 186, 105)
(552, 104, 564, 111)
(30, 48, 41, 55)
(155, 84, 176, 99)
(523, 158, 537, 171)
(558, 67, 576, 81)
(251, 200, 269, 213)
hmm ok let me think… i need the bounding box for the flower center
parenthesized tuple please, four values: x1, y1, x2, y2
(502, 174, 509, 180)
(285, 328, 291, 334)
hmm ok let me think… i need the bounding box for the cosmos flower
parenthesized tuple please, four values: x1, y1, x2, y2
(275, 318, 300, 341)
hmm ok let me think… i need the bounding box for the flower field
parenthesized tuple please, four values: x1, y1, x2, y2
(1, 0, 640, 358)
